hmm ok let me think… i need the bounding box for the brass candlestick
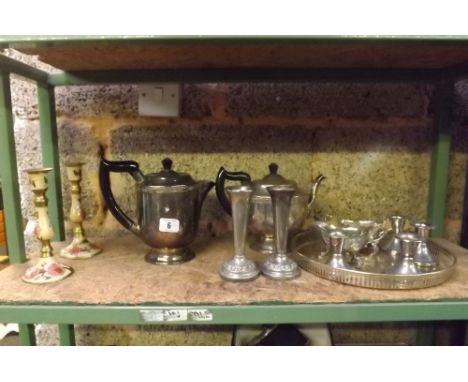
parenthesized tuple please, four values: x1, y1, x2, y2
(60, 162, 102, 259)
(22, 168, 73, 284)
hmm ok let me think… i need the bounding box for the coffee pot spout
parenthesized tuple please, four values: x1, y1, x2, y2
(307, 173, 325, 216)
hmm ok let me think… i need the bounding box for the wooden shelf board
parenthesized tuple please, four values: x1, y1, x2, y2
(0, 233, 467, 306)
(9, 40, 468, 72)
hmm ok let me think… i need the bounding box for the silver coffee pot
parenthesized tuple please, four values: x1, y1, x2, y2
(216, 163, 325, 254)
(100, 156, 214, 264)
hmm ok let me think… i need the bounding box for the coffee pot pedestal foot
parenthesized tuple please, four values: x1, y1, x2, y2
(145, 247, 195, 265)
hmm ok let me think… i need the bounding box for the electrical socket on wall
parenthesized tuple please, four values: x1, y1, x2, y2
(138, 83, 181, 117)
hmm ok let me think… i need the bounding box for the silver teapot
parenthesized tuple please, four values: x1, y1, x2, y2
(100, 156, 214, 264)
(216, 163, 325, 254)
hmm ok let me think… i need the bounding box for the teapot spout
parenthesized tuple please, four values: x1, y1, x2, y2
(307, 173, 326, 216)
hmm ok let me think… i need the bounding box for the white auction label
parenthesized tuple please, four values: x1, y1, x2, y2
(159, 218, 180, 233)
(140, 309, 188, 322)
(188, 309, 213, 321)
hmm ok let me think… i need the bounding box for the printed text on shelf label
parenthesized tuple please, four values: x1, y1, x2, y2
(139, 309, 214, 322)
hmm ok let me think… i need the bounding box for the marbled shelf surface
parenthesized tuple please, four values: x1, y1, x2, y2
(0, 234, 467, 305)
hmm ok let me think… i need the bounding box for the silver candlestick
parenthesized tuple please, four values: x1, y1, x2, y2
(379, 215, 406, 258)
(261, 185, 300, 280)
(386, 232, 422, 275)
(325, 230, 353, 270)
(413, 221, 438, 270)
(219, 186, 259, 281)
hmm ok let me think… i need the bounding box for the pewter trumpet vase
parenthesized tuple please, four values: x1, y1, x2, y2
(219, 186, 259, 281)
(261, 185, 300, 280)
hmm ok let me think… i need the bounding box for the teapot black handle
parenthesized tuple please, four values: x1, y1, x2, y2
(215, 167, 252, 215)
(99, 155, 144, 234)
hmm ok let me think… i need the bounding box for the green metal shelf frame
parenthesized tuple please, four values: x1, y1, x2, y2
(1, 36, 468, 345)
(2, 301, 468, 325)
(3, 35, 468, 48)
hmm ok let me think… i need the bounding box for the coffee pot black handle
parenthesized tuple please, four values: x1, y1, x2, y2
(99, 155, 145, 235)
(215, 167, 252, 215)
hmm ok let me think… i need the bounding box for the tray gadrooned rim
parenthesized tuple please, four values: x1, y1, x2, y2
(291, 230, 457, 290)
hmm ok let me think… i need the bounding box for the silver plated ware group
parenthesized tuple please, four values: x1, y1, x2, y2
(20, 157, 457, 290)
(291, 215, 456, 289)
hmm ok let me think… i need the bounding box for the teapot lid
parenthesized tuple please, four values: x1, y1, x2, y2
(146, 158, 195, 186)
(252, 163, 298, 196)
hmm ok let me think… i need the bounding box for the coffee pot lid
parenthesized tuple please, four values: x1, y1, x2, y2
(252, 163, 298, 196)
(146, 158, 195, 186)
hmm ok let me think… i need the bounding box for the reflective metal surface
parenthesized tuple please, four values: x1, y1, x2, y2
(291, 228, 456, 289)
(249, 195, 308, 254)
(219, 186, 259, 281)
(351, 244, 392, 273)
(315, 219, 384, 253)
(323, 230, 353, 270)
(379, 215, 406, 257)
(386, 232, 422, 275)
(413, 221, 438, 270)
(261, 185, 300, 280)
(216, 163, 325, 254)
(100, 156, 214, 264)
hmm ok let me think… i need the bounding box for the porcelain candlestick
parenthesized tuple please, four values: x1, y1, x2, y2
(60, 163, 102, 259)
(22, 168, 73, 284)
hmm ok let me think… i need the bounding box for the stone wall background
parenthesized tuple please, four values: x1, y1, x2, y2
(4, 48, 468, 345)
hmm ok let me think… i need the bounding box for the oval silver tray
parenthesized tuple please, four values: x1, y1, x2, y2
(291, 229, 457, 290)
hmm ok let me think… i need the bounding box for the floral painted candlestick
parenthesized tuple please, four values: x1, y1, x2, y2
(22, 168, 73, 284)
(60, 162, 102, 259)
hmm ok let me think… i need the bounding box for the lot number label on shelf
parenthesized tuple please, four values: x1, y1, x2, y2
(188, 309, 214, 321)
(159, 218, 180, 233)
(140, 308, 213, 322)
